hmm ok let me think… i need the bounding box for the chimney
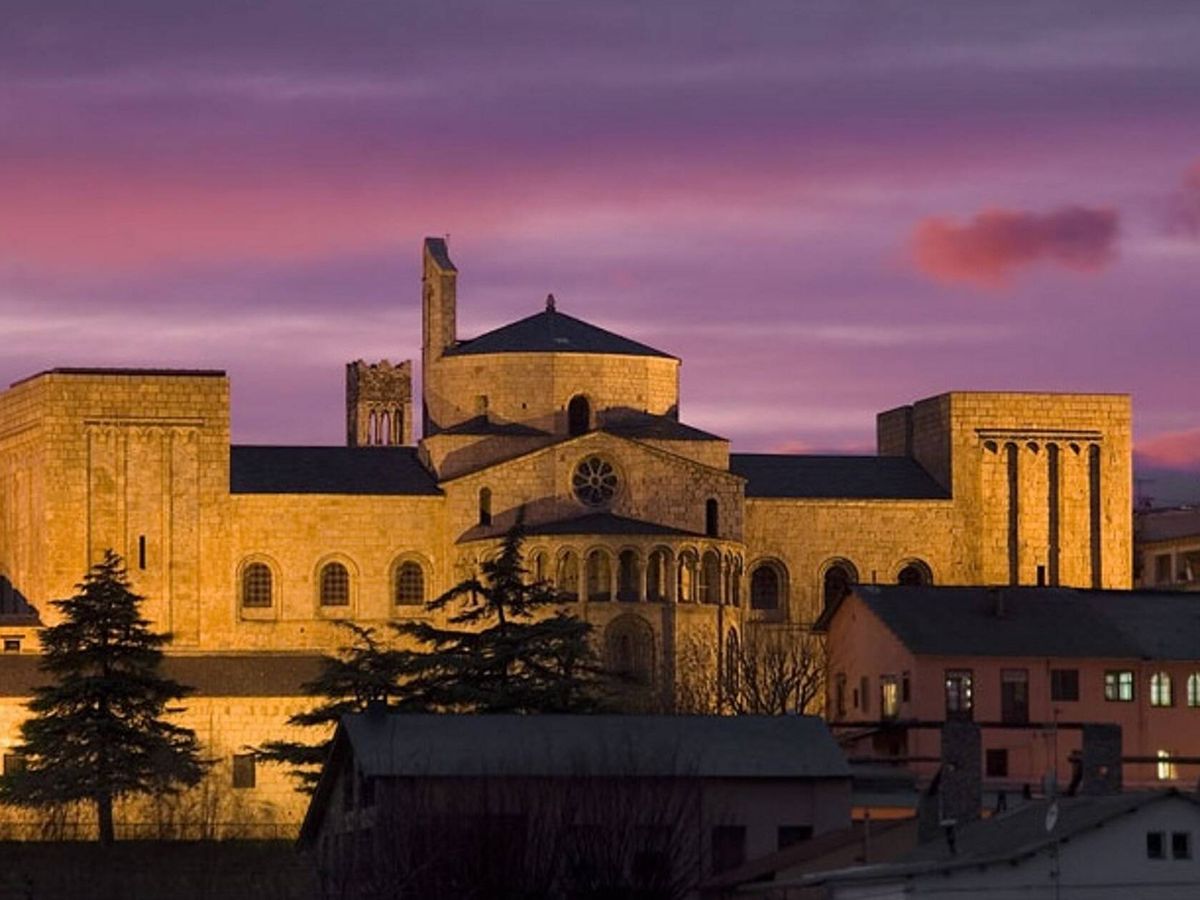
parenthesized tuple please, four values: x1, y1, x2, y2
(422, 237, 457, 436)
(918, 721, 982, 844)
(1078, 723, 1123, 795)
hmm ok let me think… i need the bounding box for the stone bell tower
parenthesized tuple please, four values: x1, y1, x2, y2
(422, 236, 457, 436)
(346, 359, 413, 446)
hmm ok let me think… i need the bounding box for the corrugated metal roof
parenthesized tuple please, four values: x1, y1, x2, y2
(844, 585, 1200, 660)
(341, 714, 850, 779)
(730, 454, 949, 500)
(230, 446, 441, 495)
(445, 310, 674, 359)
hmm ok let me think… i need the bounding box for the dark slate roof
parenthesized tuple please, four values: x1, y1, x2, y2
(341, 714, 849, 779)
(230, 446, 440, 495)
(445, 309, 674, 359)
(0, 654, 326, 697)
(599, 411, 725, 442)
(11, 367, 225, 388)
(835, 585, 1200, 660)
(424, 236, 456, 271)
(458, 512, 703, 544)
(1139, 506, 1200, 543)
(799, 791, 1199, 887)
(730, 454, 949, 500)
(438, 416, 548, 437)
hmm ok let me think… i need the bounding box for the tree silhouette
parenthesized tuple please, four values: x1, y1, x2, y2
(0, 550, 206, 843)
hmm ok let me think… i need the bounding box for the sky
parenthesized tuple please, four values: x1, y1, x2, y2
(2, 1, 1198, 502)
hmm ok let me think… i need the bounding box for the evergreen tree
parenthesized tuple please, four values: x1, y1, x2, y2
(394, 521, 604, 713)
(257, 622, 412, 792)
(0, 550, 206, 843)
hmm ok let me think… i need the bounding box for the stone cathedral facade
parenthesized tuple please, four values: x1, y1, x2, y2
(0, 238, 1131, 835)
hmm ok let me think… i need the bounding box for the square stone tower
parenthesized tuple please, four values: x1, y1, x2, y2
(346, 360, 413, 446)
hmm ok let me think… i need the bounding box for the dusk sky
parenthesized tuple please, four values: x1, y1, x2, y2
(3, 2, 1198, 501)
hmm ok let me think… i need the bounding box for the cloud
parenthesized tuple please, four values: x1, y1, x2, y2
(912, 205, 1119, 287)
(1166, 161, 1200, 238)
(1136, 427, 1200, 471)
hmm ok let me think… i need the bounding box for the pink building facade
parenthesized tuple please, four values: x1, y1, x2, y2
(821, 586, 1200, 791)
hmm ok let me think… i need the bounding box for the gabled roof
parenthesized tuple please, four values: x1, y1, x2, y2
(794, 791, 1200, 889)
(230, 446, 440, 495)
(825, 584, 1200, 660)
(341, 713, 848, 779)
(730, 454, 949, 500)
(599, 411, 725, 442)
(458, 512, 704, 544)
(445, 309, 675, 359)
(438, 416, 548, 437)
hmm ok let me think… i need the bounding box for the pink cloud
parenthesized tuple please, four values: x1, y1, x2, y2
(1136, 427, 1200, 471)
(912, 205, 1119, 287)
(1166, 160, 1200, 237)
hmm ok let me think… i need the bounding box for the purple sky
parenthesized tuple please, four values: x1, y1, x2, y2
(3, 2, 1198, 499)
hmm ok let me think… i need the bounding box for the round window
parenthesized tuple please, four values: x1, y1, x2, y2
(572, 456, 618, 506)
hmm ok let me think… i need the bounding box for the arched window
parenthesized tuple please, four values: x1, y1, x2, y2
(706, 499, 719, 537)
(618, 550, 640, 602)
(394, 561, 425, 606)
(241, 562, 273, 608)
(368, 411, 377, 445)
(723, 629, 740, 703)
(587, 549, 612, 602)
(529, 550, 548, 584)
(822, 560, 857, 610)
(897, 560, 933, 586)
(730, 557, 743, 607)
(1150, 671, 1174, 707)
(568, 395, 591, 436)
(320, 562, 350, 607)
(750, 563, 781, 610)
(1188, 673, 1200, 708)
(478, 487, 492, 527)
(701, 551, 721, 604)
(647, 548, 671, 602)
(677, 551, 697, 602)
(379, 411, 391, 446)
(605, 615, 655, 686)
(556, 551, 580, 602)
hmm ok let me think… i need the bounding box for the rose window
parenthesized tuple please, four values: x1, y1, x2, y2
(572, 456, 618, 507)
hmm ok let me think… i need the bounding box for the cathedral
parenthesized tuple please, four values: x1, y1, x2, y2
(0, 238, 1132, 835)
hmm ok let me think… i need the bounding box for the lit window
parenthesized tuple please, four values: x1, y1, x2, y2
(1150, 672, 1174, 707)
(1188, 673, 1200, 708)
(1104, 670, 1134, 702)
(232, 754, 256, 789)
(394, 562, 424, 606)
(241, 562, 273, 608)
(945, 669, 974, 719)
(1157, 750, 1177, 781)
(320, 562, 350, 607)
(880, 675, 900, 719)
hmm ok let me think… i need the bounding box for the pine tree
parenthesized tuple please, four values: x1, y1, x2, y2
(257, 622, 413, 792)
(394, 521, 604, 713)
(0, 550, 206, 843)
